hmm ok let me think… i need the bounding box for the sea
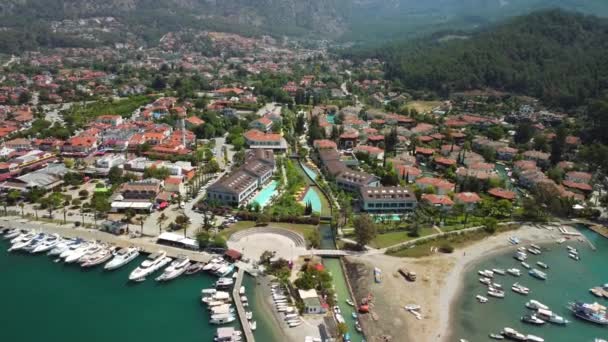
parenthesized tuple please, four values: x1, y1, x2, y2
(450, 226, 608, 342)
(0, 239, 279, 342)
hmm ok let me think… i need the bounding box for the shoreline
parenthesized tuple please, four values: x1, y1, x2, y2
(437, 225, 568, 341)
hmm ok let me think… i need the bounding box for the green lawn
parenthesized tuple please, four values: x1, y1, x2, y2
(218, 220, 318, 239)
(369, 227, 435, 249)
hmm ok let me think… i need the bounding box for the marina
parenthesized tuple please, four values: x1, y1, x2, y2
(450, 226, 608, 341)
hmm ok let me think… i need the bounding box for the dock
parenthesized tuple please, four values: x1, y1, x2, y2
(588, 224, 608, 239)
(233, 268, 255, 342)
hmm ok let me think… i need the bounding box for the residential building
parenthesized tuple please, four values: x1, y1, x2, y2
(488, 187, 516, 201)
(243, 129, 288, 151)
(298, 289, 326, 315)
(359, 186, 417, 213)
(415, 177, 455, 195)
(249, 117, 273, 132)
(335, 170, 379, 193)
(421, 194, 454, 209)
(454, 192, 482, 209)
(0, 163, 69, 192)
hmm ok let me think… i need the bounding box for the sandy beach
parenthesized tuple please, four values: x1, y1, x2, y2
(345, 224, 567, 342)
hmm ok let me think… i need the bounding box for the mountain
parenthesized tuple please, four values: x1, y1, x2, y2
(1, 0, 608, 52)
(375, 10, 608, 109)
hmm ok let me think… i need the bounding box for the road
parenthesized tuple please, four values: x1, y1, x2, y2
(256, 102, 281, 117)
(2, 55, 18, 68)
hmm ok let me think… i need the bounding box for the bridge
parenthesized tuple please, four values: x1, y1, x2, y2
(301, 249, 359, 257)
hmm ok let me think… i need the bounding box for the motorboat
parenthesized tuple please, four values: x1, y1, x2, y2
(346, 299, 354, 306)
(239, 286, 245, 295)
(507, 268, 521, 277)
(502, 327, 526, 341)
(567, 301, 608, 325)
(210, 313, 236, 325)
(514, 251, 527, 261)
(535, 308, 569, 325)
(511, 283, 530, 295)
(10, 231, 36, 244)
(521, 262, 530, 269)
(526, 300, 549, 310)
(492, 268, 506, 276)
(479, 277, 492, 285)
(526, 335, 544, 342)
(569, 252, 580, 261)
(521, 314, 545, 325)
(478, 270, 494, 278)
(476, 295, 488, 303)
(81, 247, 115, 268)
(249, 320, 256, 331)
(3, 229, 21, 239)
(185, 262, 205, 275)
(59, 241, 87, 259)
(215, 277, 234, 289)
(31, 234, 61, 253)
(529, 268, 547, 280)
(48, 238, 81, 256)
(104, 247, 140, 270)
(487, 287, 505, 298)
(489, 333, 505, 340)
(536, 261, 549, 269)
(355, 320, 362, 332)
(210, 305, 235, 315)
(128, 251, 172, 281)
(527, 247, 541, 255)
(288, 320, 302, 327)
(63, 242, 95, 263)
(202, 288, 217, 295)
(508, 236, 520, 245)
(202, 291, 231, 303)
(155, 256, 190, 281)
(21, 233, 48, 252)
(8, 232, 39, 251)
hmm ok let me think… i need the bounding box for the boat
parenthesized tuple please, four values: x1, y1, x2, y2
(511, 283, 530, 295)
(502, 327, 526, 341)
(346, 299, 354, 306)
(527, 247, 541, 255)
(478, 270, 494, 278)
(530, 244, 541, 250)
(63, 242, 95, 263)
(526, 335, 544, 342)
(156, 256, 190, 281)
(476, 295, 488, 303)
(210, 305, 235, 315)
(3, 229, 21, 239)
(215, 327, 241, 342)
(590, 287, 605, 298)
(216, 277, 234, 289)
(569, 252, 580, 261)
(210, 313, 236, 325)
(492, 268, 506, 276)
(215, 263, 235, 277)
(288, 320, 302, 327)
(81, 247, 115, 268)
(529, 268, 547, 280)
(104, 247, 140, 270)
(489, 333, 505, 340)
(514, 251, 527, 261)
(31, 234, 60, 253)
(239, 286, 246, 295)
(526, 300, 549, 310)
(21, 233, 48, 252)
(521, 314, 545, 325)
(59, 240, 87, 259)
(567, 301, 608, 325)
(249, 320, 256, 331)
(202, 288, 217, 295)
(351, 312, 357, 319)
(507, 268, 521, 277)
(536, 261, 549, 269)
(521, 262, 530, 269)
(479, 277, 492, 285)
(128, 251, 172, 281)
(508, 236, 520, 245)
(10, 231, 36, 244)
(487, 288, 505, 298)
(535, 308, 569, 325)
(185, 262, 205, 275)
(8, 232, 39, 251)
(202, 291, 231, 303)
(355, 320, 362, 332)
(335, 313, 345, 324)
(48, 238, 81, 256)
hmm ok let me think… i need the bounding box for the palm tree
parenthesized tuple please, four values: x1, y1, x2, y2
(157, 213, 167, 234)
(80, 205, 85, 227)
(18, 202, 24, 217)
(136, 215, 147, 236)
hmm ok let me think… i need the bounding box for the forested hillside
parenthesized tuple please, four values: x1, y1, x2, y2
(375, 10, 608, 109)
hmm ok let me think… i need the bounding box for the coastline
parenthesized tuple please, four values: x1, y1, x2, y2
(437, 224, 565, 341)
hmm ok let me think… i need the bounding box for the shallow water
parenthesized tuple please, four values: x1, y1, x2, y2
(450, 226, 608, 342)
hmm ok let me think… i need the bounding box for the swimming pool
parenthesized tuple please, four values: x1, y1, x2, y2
(252, 180, 278, 208)
(301, 164, 318, 180)
(326, 114, 335, 124)
(300, 187, 322, 213)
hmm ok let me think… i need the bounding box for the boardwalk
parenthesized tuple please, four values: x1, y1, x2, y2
(232, 268, 255, 342)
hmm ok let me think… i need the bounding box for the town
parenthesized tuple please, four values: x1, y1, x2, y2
(1, 18, 607, 342)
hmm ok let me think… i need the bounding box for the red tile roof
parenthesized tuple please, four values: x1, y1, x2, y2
(422, 194, 454, 206)
(488, 188, 516, 200)
(455, 192, 481, 203)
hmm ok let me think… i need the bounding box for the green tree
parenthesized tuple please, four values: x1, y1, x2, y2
(157, 213, 168, 233)
(196, 230, 210, 249)
(353, 214, 377, 248)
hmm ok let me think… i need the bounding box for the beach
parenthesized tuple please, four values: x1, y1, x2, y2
(345, 224, 564, 342)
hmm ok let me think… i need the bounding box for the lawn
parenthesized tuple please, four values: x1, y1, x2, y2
(403, 100, 442, 114)
(386, 224, 518, 258)
(218, 220, 318, 239)
(368, 227, 435, 249)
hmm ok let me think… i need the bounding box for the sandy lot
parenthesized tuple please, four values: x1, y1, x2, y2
(345, 224, 566, 342)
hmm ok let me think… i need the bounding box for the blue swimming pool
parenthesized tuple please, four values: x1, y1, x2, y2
(301, 187, 322, 213)
(252, 180, 278, 208)
(301, 164, 318, 180)
(326, 114, 335, 124)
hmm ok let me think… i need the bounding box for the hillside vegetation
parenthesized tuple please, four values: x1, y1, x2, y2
(375, 10, 608, 109)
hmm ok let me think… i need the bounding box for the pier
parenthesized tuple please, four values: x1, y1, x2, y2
(233, 268, 255, 342)
(588, 224, 608, 239)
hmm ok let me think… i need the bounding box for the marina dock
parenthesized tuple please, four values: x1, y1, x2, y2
(233, 268, 255, 342)
(588, 224, 608, 239)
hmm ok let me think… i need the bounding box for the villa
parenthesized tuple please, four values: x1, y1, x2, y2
(359, 186, 417, 213)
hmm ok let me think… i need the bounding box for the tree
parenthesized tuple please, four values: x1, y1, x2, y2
(136, 215, 147, 236)
(196, 230, 210, 249)
(353, 214, 377, 248)
(78, 189, 89, 199)
(486, 125, 505, 141)
(514, 122, 534, 144)
(550, 126, 567, 165)
(108, 166, 124, 184)
(151, 76, 166, 90)
(484, 217, 498, 234)
(18, 202, 24, 217)
(210, 235, 227, 248)
(157, 213, 168, 233)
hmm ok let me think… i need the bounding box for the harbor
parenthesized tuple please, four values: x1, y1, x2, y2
(0, 225, 277, 342)
(449, 225, 608, 341)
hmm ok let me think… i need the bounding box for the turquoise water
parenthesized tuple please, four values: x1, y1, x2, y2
(327, 115, 335, 124)
(450, 227, 608, 341)
(301, 188, 322, 213)
(302, 164, 318, 180)
(252, 180, 278, 208)
(373, 214, 403, 222)
(0, 240, 277, 342)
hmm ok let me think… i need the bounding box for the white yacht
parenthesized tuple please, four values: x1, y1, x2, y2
(210, 313, 236, 325)
(60, 241, 88, 259)
(3, 229, 22, 239)
(507, 268, 521, 277)
(8, 232, 39, 251)
(478, 270, 494, 278)
(104, 247, 140, 270)
(511, 283, 530, 295)
(526, 299, 549, 310)
(10, 231, 36, 244)
(48, 239, 81, 256)
(65, 243, 99, 263)
(129, 251, 172, 281)
(155, 256, 190, 281)
(81, 247, 115, 268)
(476, 295, 488, 303)
(215, 277, 234, 289)
(31, 234, 61, 253)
